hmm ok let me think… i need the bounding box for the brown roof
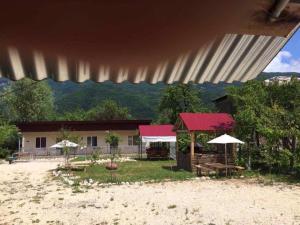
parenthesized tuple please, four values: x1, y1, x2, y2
(17, 120, 151, 132)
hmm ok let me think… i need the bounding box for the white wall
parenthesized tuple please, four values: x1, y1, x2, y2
(21, 130, 139, 155)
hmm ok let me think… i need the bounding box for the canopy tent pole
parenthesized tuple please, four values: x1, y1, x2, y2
(225, 143, 227, 176)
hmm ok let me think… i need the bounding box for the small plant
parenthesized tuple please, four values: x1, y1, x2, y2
(167, 204, 177, 209)
(30, 195, 42, 204)
(185, 208, 189, 220)
(91, 147, 102, 165)
(32, 219, 40, 223)
(72, 186, 83, 193)
(105, 132, 121, 170)
(62, 146, 71, 166)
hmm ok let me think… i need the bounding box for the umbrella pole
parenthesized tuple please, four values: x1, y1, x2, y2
(225, 143, 227, 176)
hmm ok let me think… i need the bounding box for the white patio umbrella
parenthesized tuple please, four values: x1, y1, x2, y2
(50, 140, 78, 148)
(208, 134, 244, 175)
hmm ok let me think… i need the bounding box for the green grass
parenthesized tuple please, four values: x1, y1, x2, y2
(70, 156, 92, 162)
(73, 160, 195, 183)
(242, 170, 300, 184)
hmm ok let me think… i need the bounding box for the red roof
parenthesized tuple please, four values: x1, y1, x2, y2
(179, 113, 234, 132)
(139, 125, 176, 137)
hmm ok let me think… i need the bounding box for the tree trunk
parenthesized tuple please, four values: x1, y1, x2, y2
(255, 131, 260, 147)
(252, 129, 256, 147)
(247, 143, 251, 170)
(290, 136, 297, 169)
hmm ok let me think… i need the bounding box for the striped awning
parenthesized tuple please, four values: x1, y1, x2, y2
(0, 33, 289, 84)
(1, 0, 300, 84)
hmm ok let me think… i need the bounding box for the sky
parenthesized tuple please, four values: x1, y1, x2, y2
(264, 28, 300, 73)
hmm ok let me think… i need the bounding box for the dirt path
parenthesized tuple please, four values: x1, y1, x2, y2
(1, 161, 300, 225)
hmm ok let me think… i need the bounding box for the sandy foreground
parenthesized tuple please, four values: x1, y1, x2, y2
(0, 161, 300, 225)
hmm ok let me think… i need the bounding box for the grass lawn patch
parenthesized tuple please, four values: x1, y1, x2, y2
(242, 170, 300, 184)
(70, 156, 92, 162)
(73, 159, 195, 183)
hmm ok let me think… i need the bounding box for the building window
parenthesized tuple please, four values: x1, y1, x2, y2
(36, 137, 46, 148)
(87, 136, 97, 147)
(128, 135, 139, 146)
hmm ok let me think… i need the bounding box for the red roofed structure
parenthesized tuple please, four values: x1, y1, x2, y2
(178, 113, 235, 132)
(139, 125, 175, 137)
(175, 113, 235, 171)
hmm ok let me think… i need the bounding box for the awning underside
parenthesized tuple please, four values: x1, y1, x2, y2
(0, 33, 288, 84)
(141, 136, 176, 143)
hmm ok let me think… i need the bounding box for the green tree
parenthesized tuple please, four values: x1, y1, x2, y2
(105, 132, 121, 167)
(58, 108, 87, 121)
(0, 117, 19, 158)
(264, 78, 300, 168)
(157, 84, 209, 124)
(227, 80, 268, 147)
(105, 132, 121, 149)
(1, 78, 54, 122)
(227, 78, 300, 172)
(86, 100, 131, 120)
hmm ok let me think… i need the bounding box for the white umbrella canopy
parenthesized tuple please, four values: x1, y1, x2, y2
(207, 134, 244, 144)
(207, 134, 244, 176)
(50, 140, 78, 148)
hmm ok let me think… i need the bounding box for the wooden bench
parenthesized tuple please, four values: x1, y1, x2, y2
(196, 163, 245, 176)
(195, 164, 215, 176)
(232, 165, 245, 175)
(146, 148, 169, 159)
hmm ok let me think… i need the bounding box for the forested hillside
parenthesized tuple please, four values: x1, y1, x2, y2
(1, 72, 299, 119)
(49, 80, 237, 119)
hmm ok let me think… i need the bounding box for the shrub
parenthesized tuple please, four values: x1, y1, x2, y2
(0, 148, 11, 159)
(177, 133, 190, 153)
(91, 147, 102, 165)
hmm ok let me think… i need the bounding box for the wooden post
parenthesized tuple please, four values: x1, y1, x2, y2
(176, 132, 179, 152)
(138, 138, 141, 159)
(190, 131, 195, 170)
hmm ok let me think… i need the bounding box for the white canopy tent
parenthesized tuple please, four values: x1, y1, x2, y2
(139, 125, 177, 159)
(142, 136, 177, 159)
(50, 140, 78, 148)
(208, 134, 244, 175)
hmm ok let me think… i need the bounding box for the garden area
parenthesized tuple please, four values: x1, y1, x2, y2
(67, 160, 300, 186)
(63, 158, 196, 184)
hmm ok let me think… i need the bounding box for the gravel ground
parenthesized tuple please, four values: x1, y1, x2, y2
(1, 160, 300, 225)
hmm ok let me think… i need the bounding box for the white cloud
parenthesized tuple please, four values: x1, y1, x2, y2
(264, 50, 300, 72)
